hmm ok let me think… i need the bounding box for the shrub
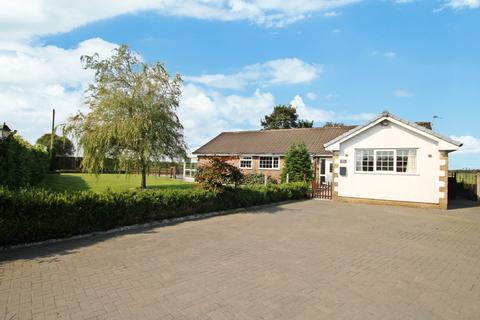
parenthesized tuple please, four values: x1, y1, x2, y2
(0, 135, 49, 188)
(243, 173, 278, 185)
(281, 143, 314, 183)
(196, 158, 244, 192)
(0, 182, 309, 246)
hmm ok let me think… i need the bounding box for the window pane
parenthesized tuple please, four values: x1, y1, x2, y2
(259, 157, 279, 169)
(396, 149, 416, 173)
(240, 157, 252, 169)
(356, 149, 374, 172)
(376, 151, 394, 171)
(259, 157, 272, 169)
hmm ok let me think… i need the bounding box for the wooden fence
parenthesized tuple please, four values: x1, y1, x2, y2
(311, 181, 332, 200)
(53, 156, 181, 178)
(448, 170, 479, 201)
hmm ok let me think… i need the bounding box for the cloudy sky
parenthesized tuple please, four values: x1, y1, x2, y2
(1, 0, 479, 168)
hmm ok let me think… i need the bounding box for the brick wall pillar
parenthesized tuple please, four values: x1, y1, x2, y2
(332, 151, 339, 201)
(439, 151, 449, 210)
(477, 173, 480, 202)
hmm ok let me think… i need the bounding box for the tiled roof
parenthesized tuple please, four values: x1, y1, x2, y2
(193, 126, 356, 155)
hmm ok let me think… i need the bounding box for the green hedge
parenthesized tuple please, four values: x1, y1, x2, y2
(0, 135, 49, 188)
(0, 182, 309, 246)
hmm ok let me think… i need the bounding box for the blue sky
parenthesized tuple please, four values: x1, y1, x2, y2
(0, 0, 479, 168)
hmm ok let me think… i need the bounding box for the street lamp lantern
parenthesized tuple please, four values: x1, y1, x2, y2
(1, 122, 12, 139)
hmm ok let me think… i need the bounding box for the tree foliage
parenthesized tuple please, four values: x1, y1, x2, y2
(195, 158, 244, 193)
(66, 45, 187, 188)
(36, 133, 75, 156)
(261, 104, 313, 129)
(322, 121, 345, 128)
(281, 143, 314, 183)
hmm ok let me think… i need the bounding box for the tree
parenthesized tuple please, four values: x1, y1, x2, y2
(281, 143, 313, 183)
(261, 104, 313, 129)
(195, 158, 244, 193)
(298, 119, 314, 128)
(36, 133, 75, 156)
(322, 121, 345, 127)
(66, 45, 187, 189)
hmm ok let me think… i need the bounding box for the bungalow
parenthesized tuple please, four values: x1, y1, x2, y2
(193, 111, 462, 209)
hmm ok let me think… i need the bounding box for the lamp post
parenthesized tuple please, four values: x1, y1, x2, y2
(1, 122, 13, 139)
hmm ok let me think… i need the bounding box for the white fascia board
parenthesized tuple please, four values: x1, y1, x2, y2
(325, 114, 462, 152)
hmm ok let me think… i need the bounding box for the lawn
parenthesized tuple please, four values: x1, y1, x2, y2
(40, 173, 194, 192)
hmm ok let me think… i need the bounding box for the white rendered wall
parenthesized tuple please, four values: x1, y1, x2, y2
(335, 122, 441, 204)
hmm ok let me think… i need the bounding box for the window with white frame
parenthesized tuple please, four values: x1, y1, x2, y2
(375, 150, 394, 172)
(355, 149, 417, 173)
(355, 149, 374, 172)
(396, 149, 417, 173)
(259, 156, 279, 169)
(239, 156, 252, 169)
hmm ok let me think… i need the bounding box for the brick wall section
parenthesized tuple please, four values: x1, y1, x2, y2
(197, 155, 284, 181)
(439, 151, 449, 210)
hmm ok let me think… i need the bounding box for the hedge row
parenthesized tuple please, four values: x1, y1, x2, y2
(0, 135, 49, 188)
(0, 182, 309, 246)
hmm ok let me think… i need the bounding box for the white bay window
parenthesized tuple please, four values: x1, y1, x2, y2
(355, 149, 417, 174)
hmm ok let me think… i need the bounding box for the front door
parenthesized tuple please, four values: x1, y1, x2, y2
(318, 158, 333, 185)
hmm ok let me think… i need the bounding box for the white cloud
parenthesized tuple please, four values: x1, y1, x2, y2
(323, 11, 341, 17)
(394, 90, 413, 98)
(179, 83, 275, 147)
(0, 38, 118, 144)
(0, 0, 360, 40)
(450, 136, 480, 154)
(445, 0, 480, 9)
(306, 92, 318, 100)
(324, 93, 338, 100)
(184, 58, 321, 90)
(371, 50, 397, 58)
(289, 94, 375, 124)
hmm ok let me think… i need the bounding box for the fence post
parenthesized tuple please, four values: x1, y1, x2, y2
(264, 173, 267, 186)
(286, 173, 289, 184)
(477, 173, 480, 201)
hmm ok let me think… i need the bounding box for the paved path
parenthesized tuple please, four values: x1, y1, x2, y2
(1, 200, 480, 320)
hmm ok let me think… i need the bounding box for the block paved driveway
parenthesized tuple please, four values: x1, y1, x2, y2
(1, 200, 480, 320)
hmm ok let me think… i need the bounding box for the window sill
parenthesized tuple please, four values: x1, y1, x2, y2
(354, 171, 419, 176)
(259, 168, 280, 171)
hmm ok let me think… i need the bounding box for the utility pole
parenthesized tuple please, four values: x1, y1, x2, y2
(50, 108, 55, 155)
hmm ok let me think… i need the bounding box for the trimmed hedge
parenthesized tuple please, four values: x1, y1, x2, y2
(0, 135, 49, 188)
(0, 182, 309, 246)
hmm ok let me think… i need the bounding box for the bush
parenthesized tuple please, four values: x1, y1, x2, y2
(196, 158, 244, 192)
(243, 173, 278, 185)
(0, 182, 309, 246)
(0, 135, 49, 188)
(281, 143, 314, 183)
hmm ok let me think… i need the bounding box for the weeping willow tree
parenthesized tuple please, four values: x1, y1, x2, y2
(67, 45, 187, 189)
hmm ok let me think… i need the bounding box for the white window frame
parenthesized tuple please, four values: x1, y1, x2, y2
(239, 156, 253, 169)
(259, 156, 280, 170)
(375, 149, 395, 172)
(396, 149, 417, 173)
(355, 149, 374, 172)
(355, 148, 418, 174)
